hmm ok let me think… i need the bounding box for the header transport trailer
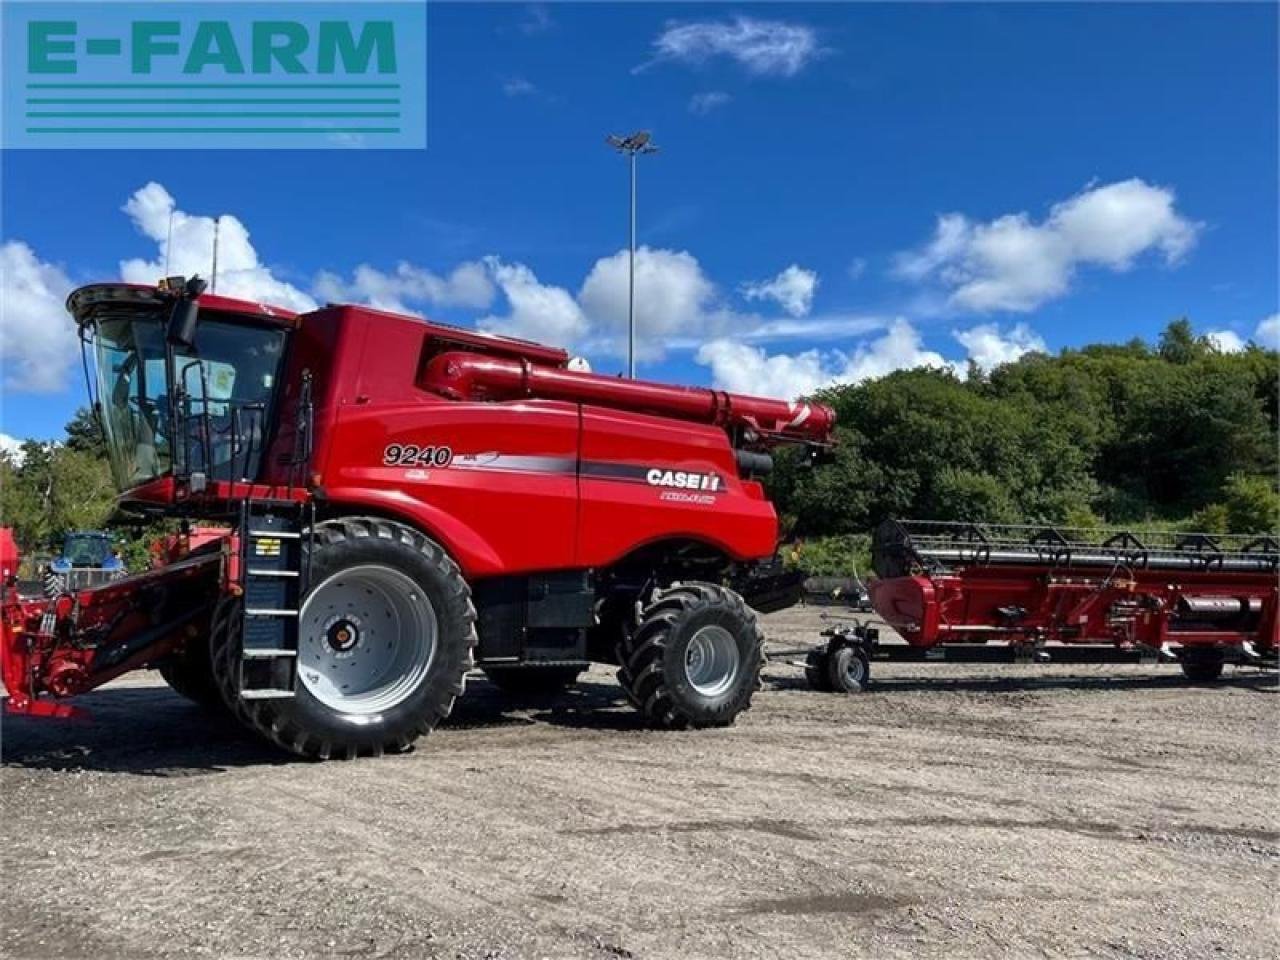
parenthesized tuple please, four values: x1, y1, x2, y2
(0, 278, 835, 759)
(800, 520, 1278, 693)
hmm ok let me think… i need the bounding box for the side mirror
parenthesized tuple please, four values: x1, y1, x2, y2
(167, 276, 208, 347)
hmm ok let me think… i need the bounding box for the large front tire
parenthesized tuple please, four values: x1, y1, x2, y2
(213, 518, 476, 759)
(616, 583, 764, 729)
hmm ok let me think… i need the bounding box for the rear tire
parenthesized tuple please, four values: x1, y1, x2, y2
(482, 664, 585, 697)
(213, 517, 476, 760)
(616, 582, 764, 729)
(1180, 654, 1225, 684)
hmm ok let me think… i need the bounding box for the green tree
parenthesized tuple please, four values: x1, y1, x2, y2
(0, 440, 115, 553)
(1220, 473, 1280, 534)
(1158, 317, 1209, 364)
(63, 407, 108, 458)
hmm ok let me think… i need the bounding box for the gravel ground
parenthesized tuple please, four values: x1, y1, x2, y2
(2, 605, 1276, 960)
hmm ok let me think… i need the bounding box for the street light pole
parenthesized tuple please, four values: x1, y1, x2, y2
(628, 148, 636, 379)
(607, 131, 659, 378)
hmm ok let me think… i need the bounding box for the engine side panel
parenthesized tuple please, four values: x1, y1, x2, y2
(577, 407, 777, 567)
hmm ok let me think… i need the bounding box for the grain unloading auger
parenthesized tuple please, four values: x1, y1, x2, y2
(2, 279, 834, 757)
(799, 519, 1278, 692)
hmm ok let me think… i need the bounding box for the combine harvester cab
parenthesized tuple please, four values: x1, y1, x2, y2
(802, 519, 1277, 693)
(2, 277, 835, 757)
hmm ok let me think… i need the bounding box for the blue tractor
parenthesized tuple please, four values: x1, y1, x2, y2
(44, 531, 126, 595)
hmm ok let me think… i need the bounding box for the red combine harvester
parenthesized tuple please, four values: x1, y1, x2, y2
(1, 278, 835, 758)
(801, 519, 1278, 692)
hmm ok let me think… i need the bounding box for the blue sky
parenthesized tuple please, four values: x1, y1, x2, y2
(3, 1, 1277, 444)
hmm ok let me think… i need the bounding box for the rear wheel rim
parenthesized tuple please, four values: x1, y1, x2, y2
(298, 564, 437, 714)
(683, 625, 740, 697)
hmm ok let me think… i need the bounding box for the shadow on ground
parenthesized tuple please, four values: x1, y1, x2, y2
(766, 668, 1279, 695)
(0, 673, 636, 776)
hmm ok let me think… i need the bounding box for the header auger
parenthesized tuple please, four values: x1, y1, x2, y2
(3, 279, 835, 759)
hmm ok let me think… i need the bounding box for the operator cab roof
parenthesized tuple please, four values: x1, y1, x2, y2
(68, 281, 570, 366)
(67, 282, 299, 328)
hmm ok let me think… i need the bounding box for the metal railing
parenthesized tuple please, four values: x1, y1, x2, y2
(874, 519, 1279, 578)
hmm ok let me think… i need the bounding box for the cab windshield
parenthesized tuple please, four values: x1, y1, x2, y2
(93, 314, 286, 489)
(62, 533, 111, 567)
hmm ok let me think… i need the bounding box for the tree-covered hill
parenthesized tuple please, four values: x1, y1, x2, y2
(770, 320, 1278, 569)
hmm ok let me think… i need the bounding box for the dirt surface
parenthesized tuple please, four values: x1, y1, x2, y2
(3, 606, 1277, 960)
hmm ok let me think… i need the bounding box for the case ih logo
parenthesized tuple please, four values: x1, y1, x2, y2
(2, 1, 426, 149)
(646, 469, 724, 493)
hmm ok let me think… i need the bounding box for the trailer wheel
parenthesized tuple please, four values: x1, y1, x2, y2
(827, 644, 870, 693)
(1180, 654, 1225, 684)
(804, 650, 834, 691)
(482, 664, 585, 697)
(616, 583, 764, 729)
(213, 518, 476, 760)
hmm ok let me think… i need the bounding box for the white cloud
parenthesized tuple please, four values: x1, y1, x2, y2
(454, 246, 867, 361)
(953, 322, 1046, 371)
(518, 4, 554, 35)
(314, 261, 494, 315)
(696, 318, 954, 400)
(696, 340, 830, 399)
(472, 246, 880, 360)
(0, 432, 26, 463)
(896, 178, 1201, 313)
(741, 264, 818, 318)
(502, 76, 537, 97)
(119, 182, 317, 313)
(733, 313, 886, 344)
(0, 241, 77, 392)
(478, 257, 589, 346)
(688, 91, 731, 115)
(578, 246, 719, 359)
(847, 257, 867, 280)
(1206, 329, 1246, 353)
(1255, 313, 1279, 349)
(842, 319, 955, 383)
(643, 17, 821, 76)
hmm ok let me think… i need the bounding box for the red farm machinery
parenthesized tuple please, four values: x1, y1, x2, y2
(800, 519, 1278, 693)
(1, 278, 835, 758)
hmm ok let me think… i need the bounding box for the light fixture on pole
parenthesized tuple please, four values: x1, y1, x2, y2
(606, 130, 659, 378)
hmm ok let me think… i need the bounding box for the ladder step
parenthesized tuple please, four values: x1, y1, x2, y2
(249, 530, 301, 539)
(245, 607, 299, 617)
(247, 568, 299, 578)
(240, 689, 296, 700)
(242, 649, 298, 659)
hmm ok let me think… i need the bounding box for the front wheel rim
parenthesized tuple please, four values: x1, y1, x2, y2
(842, 652, 866, 687)
(297, 564, 437, 715)
(683, 625, 741, 697)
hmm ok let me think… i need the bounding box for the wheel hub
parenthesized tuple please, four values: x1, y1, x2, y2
(683, 625, 740, 697)
(326, 617, 361, 653)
